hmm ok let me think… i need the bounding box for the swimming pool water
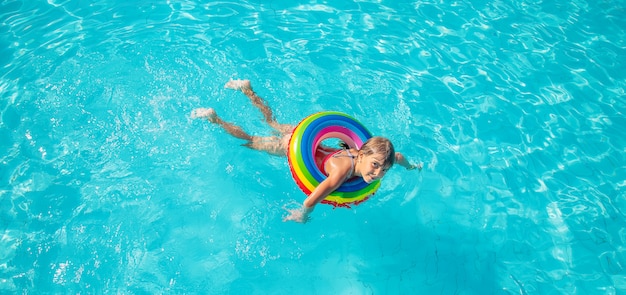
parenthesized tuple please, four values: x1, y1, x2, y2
(1, 0, 625, 294)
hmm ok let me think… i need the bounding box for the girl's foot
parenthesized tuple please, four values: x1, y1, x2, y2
(191, 108, 217, 123)
(224, 79, 252, 91)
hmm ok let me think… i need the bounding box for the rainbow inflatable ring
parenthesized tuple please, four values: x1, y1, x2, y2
(287, 111, 381, 208)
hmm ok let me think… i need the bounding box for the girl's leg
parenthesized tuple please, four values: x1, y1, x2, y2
(225, 80, 293, 134)
(191, 108, 253, 141)
(191, 107, 289, 156)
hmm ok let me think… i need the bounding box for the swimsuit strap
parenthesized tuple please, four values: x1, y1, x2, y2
(332, 149, 356, 179)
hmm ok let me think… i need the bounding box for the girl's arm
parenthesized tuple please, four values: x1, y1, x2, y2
(395, 152, 422, 171)
(284, 166, 350, 223)
(304, 172, 345, 206)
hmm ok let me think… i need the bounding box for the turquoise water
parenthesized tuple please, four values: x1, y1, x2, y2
(1, 0, 625, 293)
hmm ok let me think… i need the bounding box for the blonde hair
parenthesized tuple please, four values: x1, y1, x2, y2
(359, 136, 395, 168)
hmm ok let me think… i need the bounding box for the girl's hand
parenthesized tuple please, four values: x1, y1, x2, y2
(407, 163, 422, 171)
(283, 206, 313, 223)
(283, 208, 311, 223)
(395, 152, 422, 171)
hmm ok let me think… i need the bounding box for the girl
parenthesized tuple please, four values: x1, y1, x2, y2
(191, 80, 420, 223)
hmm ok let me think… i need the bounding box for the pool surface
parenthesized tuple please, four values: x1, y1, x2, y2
(1, 0, 625, 294)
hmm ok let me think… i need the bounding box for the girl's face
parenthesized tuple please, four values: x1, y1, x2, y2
(358, 152, 390, 183)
